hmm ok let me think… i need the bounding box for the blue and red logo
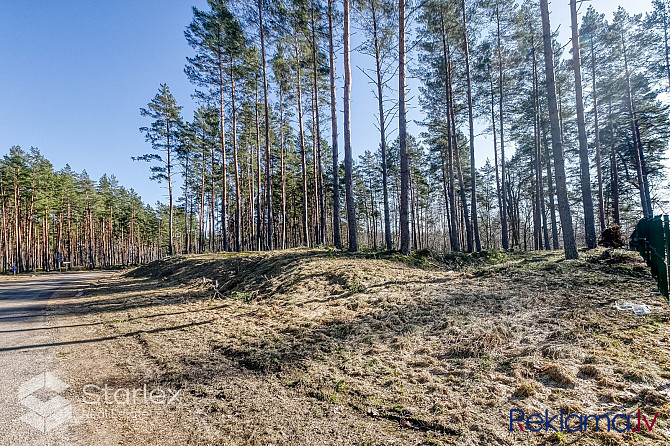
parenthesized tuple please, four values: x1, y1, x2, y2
(510, 409, 658, 433)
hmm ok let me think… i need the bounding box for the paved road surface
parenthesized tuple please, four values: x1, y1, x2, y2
(0, 272, 111, 446)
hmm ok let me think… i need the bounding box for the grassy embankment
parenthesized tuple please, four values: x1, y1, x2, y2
(52, 248, 670, 445)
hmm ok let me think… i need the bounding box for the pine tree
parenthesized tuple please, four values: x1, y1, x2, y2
(539, 0, 578, 259)
(327, 0, 342, 249)
(344, 0, 358, 251)
(569, 0, 597, 248)
(136, 84, 183, 256)
(185, 0, 242, 251)
(355, 0, 396, 251)
(580, 6, 607, 231)
(398, 0, 410, 255)
(461, 0, 481, 251)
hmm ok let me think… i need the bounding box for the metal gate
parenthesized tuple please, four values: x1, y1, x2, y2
(630, 215, 670, 298)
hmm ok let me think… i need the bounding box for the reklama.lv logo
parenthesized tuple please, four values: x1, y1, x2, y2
(510, 408, 659, 433)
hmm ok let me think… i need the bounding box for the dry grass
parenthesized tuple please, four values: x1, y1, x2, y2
(48, 248, 670, 445)
(543, 364, 577, 387)
(579, 364, 603, 379)
(513, 381, 536, 398)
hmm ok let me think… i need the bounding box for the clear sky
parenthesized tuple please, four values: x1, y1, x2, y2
(0, 0, 655, 206)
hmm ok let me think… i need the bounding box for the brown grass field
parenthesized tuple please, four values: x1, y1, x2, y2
(44, 248, 670, 445)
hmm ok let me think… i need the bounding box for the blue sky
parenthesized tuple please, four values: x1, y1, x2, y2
(0, 0, 654, 206)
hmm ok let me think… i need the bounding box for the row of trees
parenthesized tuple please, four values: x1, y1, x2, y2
(0, 146, 163, 273)
(135, 0, 669, 259)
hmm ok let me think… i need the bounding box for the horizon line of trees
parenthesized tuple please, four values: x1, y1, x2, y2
(134, 0, 669, 260)
(5, 0, 668, 271)
(0, 146, 164, 273)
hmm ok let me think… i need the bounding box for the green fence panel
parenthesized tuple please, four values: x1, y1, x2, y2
(631, 215, 670, 298)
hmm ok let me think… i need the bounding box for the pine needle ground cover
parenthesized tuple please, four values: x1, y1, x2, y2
(49, 249, 670, 445)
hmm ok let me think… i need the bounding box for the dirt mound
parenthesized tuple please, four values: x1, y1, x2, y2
(126, 248, 450, 302)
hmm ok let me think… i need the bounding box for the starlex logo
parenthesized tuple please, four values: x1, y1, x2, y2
(510, 408, 659, 433)
(18, 372, 72, 433)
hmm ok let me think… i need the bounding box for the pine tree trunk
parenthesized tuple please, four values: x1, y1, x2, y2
(88, 203, 95, 267)
(210, 145, 216, 251)
(328, 0, 342, 249)
(67, 200, 72, 263)
(279, 87, 287, 250)
(1, 189, 6, 273)
(311, 0, 325, 246)
(184, 150, 189, 254)
(447, 121, 459, 252)
(439, 144, 453, 249)
(167, 121, 174, 256)
(638, 125, 653, 217)
(608, 100, 620, 224)
(496, 3, 509, 250)
(398, 0, 410, 255)
(620, 30, 651, 218)
(311, 85, 319, 245)
(217, 54, 228, 252)
(539, 102, 559, 249)
(540, 0, 578, 259)
(461, 0, 480, 251)
(533, 115, 541, 250)
(248, 139, 255, 249)
(371, 0, 392, 251)
(447, 55, 473, 252)
(254, 85, 263, 250)
(531, 34, 543, 250)
(590, 35, 606, 231)
(489, 74, 503, 250)
(570, 0, 596, 248)
(258, 0, 273, 250)
(295, 35, 310, 246)
(231, 57, 242, 252)
(440, 11, 460, 252)
(343, 0, 358, 252)
(410, 175, 416, 250)
(539, 169, 550, 250)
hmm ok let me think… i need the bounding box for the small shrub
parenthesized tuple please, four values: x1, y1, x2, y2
(231, 291, 254, 302)
(599, 225, 626, 248)
(513, 381, 536, 398)
(345, 277, 365, 293)
(335, 379, 347, 394)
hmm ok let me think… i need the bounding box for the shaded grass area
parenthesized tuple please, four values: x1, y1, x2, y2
(53, 248, 670, 445)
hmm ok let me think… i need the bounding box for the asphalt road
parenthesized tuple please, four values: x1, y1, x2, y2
(0, 272, 111, 446)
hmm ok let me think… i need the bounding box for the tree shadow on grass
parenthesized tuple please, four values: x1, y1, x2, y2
(0, 319, 214, 352)
(0, 305, 225, 334)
